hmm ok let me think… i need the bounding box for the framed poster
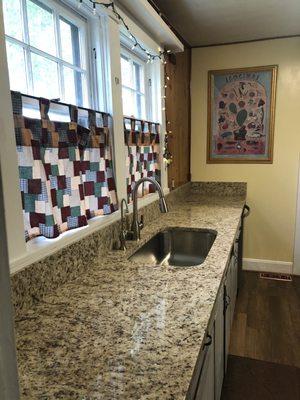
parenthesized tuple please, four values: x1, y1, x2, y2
(207, 65, 277, 163)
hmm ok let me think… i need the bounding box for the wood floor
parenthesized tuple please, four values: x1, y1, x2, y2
(229, 271, 300, 367)
(221, 355, 300, 400)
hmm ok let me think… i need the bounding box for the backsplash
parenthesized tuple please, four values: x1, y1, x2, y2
(11, 182, 245, 318)
(191, 181, 247, 197)
(11, 183, 191, 318)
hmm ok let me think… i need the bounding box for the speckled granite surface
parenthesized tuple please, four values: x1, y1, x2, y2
(191, 181, 247, 197)
(11, 183, 190, 318)
(15, 189, 246, 400)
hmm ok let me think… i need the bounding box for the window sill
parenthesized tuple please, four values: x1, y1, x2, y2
(10, 188, 169, 275)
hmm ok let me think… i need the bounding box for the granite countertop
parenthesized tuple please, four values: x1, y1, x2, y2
(15, 193, 245, 400)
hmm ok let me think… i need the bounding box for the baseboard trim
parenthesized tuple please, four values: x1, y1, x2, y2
(243, 258, 293, 274)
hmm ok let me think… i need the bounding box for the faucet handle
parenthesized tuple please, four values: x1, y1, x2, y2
(123, 210, 129, 230)
(139, 214, 144, 230)
(119, 230, 127, 251)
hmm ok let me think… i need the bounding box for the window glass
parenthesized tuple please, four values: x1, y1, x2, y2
(79, 73, 88, 107)
(3, 0, 23, 40)
(121, 55, 132, 88)
(137, 94, 145, 119)
(63, 66, 76, 104)
(3, 0, 89, 107)
(60, 17, 80, 66)
(27, 0, 56, 56)
(31, 53, 59, 98)
(121, 50, 147, 119)
(5, 42, 27, 93)
(134, 62, 144, 93)
(122, 87, 134, 116)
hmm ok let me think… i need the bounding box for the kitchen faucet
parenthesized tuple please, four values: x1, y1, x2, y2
(119, 198, 129, 250)
(131, 177, 168, 241)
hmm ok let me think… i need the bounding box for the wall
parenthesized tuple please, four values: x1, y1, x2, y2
(165, 48, 191, 188)
(0, 5, 27, 264)
(191, 37, 300, 263)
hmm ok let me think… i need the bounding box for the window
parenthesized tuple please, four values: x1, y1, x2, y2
(3, 0, 89, 107)
(120, 47, 149, 119)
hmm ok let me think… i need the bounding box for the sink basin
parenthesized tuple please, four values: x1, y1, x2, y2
(129, 228, 217, 267)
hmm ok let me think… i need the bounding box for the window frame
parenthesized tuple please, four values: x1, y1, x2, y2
(3, 0, 91, 107)
(2, 1, 169, 272)
(120, 44, 152, 120)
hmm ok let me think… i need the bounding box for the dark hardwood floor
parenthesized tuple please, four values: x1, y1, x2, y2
(229, 271, 300, 367)
(221, 355, 300, 400)
(221, 271, 300, 400)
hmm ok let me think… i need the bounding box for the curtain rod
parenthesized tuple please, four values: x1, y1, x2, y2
(17, 92, 110, 116)
(123, 115, 160, 125)
(16, 93, 160, 124)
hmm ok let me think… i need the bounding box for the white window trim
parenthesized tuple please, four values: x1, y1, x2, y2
(120, 45, 151, 121)
(4, 0, 92, 106)
(1, 0, 172, 274)
(119, 30, 162, 124)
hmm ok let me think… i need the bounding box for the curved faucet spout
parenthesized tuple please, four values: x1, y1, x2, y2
(131, 177, 168, 240)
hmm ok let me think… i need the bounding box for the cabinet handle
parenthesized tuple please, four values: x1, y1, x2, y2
(204, 334, 212, 346)
(243, 204, 250, 218)
(225, 294, 231, 308)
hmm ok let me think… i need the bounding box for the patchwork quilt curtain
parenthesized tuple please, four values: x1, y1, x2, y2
(11, 92, 118, 241)
(124, 117, 161, 203)
(72, 107, 117, 218)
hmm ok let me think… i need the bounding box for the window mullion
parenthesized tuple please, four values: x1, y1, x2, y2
(57, 61, 64, 102)
(121, 84, 135, 92)
(130, 58, 137, 117)
(130, 57, 135, 91)
(53, 10, 64, 101)
(21, 0, 29, 44)
(25, 46, 33, 95)
(21, 0, 33, 94)
(5, 0, 90, 106)
(26, 45, 85, 72)
(145, 66, 152, 121)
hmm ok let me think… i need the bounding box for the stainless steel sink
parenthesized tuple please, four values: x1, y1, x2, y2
(129, 228, 217, 267)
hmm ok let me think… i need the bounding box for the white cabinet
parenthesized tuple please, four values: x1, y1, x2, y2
(192, 286, 225, 400)
(187, 222, 240, 400)
(195, 327, 215, 400)
(214, 287, 224, 400)
(224, 247, 239, 371)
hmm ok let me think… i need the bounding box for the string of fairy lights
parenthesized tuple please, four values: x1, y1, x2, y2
(78, 0, 173, 165)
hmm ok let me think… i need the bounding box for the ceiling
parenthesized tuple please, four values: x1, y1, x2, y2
(150, 0, 300, 47)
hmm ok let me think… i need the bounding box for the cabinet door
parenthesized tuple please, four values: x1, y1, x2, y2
(224, 258, 233, 371)
(234, 239, 239, 291)
(228, 255, 236, 326)
(231, 249, 238, 318)
(231, 241, 239, 324)
(195, 326, 215, 400)
(224, 280, 231, 372)
(224, 251, 239, 371)
(214, 288, 224, 400)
